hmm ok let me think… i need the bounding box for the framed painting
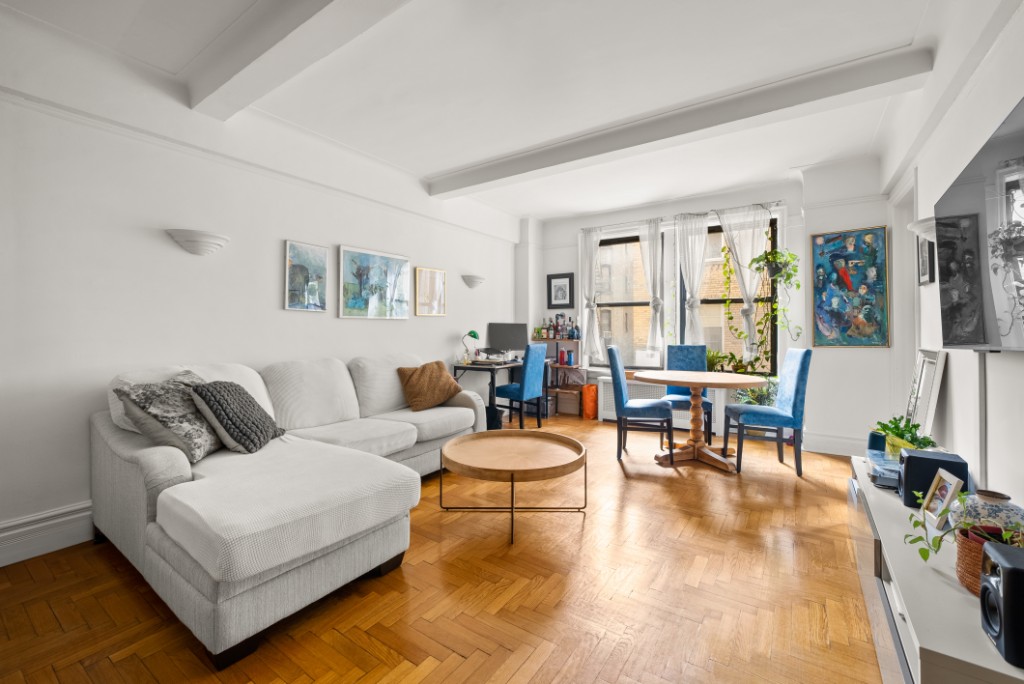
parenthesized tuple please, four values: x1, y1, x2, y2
(918, 236, 935, 285)
(547, 273, 574, 309)
(810, 226, 889, 347)
(285, 240, 328, 312)
(415, 267, 446, 316)
(935, 214, 984, 346)
(339, 246, 410, 319)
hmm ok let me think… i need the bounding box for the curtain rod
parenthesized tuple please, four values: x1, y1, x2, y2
(581, 200, 783, 233)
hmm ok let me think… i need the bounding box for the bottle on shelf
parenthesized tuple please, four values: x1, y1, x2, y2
(548, 318, 554, 339)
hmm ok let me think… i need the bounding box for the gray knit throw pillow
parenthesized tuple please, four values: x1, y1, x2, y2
(191, 381, 284, 454)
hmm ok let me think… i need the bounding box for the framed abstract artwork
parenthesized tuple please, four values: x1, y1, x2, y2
(415, 267, 446, 316)
(285, 240, 328, 312)
(339, 246, 410, 319)
(810, 226, 889, 347)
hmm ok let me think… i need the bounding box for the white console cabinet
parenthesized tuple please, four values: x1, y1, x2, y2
(849, 456, 1024, 683)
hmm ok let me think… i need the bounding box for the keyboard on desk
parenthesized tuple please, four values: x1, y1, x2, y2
(471, 359, 507, 365)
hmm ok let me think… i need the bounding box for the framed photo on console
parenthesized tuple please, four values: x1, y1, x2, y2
(921, 468, 964, 529)
(547, 273, 574, 309)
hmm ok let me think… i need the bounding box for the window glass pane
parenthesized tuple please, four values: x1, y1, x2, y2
(597, 305, 661, 367)
(596, 241, 649, 303)
(697, 301, 773, 373)
(698, 239, 773, 300)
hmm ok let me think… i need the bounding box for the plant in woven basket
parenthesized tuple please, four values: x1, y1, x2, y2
(905, 490, 1024, 562)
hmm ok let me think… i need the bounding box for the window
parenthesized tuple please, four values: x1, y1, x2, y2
(687, 219, 778, 375)
(595, 236, 661, 368)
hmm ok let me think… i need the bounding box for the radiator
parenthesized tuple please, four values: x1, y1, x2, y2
(597, 377, 724, 434)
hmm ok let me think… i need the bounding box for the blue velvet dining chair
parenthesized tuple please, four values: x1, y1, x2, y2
(661, 344, 713, 446)
(496, 343, 547, 429)
(608, 346, 675, 462)
(723, 348, 812, 476)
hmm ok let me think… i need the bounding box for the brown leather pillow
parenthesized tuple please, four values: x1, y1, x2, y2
(397, 360, 463, 411)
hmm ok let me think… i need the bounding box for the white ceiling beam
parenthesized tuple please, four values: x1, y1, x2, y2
(188, 0, 412, 121)
(426, 48, 933, 198)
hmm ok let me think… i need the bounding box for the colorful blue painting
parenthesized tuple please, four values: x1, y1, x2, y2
(811, 226, 889, 347)
(340, 246, 410, 319)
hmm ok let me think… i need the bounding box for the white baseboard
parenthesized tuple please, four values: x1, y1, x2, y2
(805, 432, 864, 457)
(0, 501, 93, 567)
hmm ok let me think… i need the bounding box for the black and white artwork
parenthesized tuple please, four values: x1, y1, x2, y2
(547, 273, 574, 309)
(936, 214, 985, 345)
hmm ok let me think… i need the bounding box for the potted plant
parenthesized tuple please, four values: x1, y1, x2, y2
(735, 376, 779, 407)
(873, 415, 936, 455)
(706, 349, 728, 373)
(905, 490, 1024, 595)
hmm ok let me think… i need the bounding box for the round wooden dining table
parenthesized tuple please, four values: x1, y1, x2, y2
(633, 370, 767, 473)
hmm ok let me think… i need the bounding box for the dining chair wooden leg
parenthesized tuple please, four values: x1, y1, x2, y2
(735, 423, 745, 473)
(704, 412, 713, 446)
(616, 418, 623, 460)
(535, 397, 542, 428)
(776, 429, 785, 463)
(794, 428, 803, 477)
(518, 401, 525, 429)
(667, 416, 674, 465)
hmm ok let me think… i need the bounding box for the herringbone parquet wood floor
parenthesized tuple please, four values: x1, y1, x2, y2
(0, 416, 880, 683)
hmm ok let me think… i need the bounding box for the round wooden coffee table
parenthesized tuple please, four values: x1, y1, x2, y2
(440, 431, 587, 543)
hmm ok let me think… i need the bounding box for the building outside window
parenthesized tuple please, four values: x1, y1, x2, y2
(594, 236, 661, 368)
(691, 220, 778, 375)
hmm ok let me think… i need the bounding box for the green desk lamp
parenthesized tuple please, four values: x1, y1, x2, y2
(462, 329, 479, 358)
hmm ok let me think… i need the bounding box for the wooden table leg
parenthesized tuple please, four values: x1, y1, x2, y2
(654, 386, 737, 473)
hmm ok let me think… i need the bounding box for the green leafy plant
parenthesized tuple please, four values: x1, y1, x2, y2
(719, 232, 803, 374)
(905, 491, 1024, 561)
(874, 415, 936, 449)
(706, 349, 728, 373)
(735, 377, 779, 406)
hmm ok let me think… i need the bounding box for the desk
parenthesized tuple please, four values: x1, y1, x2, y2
(633, 370, 766, 472)
(453, 361, 551, 428)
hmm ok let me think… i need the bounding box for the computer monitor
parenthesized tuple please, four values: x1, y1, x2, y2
(486, 322, 528, 354)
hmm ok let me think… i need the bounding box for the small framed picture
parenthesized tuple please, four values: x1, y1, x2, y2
(918, 236, 935, 285)
(415, 267, 446, 316)
(547, 272, 574, 309)
(285, 240, 328, 312)
(922, 467, 964, 528)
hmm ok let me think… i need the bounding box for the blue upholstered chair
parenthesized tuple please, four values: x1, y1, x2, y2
(496, 343, 547, 429)
(723, 348, 812, 476)
(608, 346, 675, 462)
(661, 344, 713, 446)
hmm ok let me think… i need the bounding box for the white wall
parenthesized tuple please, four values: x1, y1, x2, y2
(891, 6, 1024, 499)
(0, 10, 519, 563)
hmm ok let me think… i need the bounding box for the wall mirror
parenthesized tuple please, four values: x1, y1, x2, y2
(906, 349, 946, 435)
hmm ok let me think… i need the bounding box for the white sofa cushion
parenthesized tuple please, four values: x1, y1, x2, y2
(348, 354, 422, 418)
(260, 358, 359, 430)
(156, 435, 420, 582)
(289, 419, 416, 456)
(374, 406, 475, 442)
(108, 363, 274, 433)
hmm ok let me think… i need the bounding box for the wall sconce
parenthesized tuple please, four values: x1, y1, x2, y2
(166, 229, 230, 256)
(461, 274, 485, 288)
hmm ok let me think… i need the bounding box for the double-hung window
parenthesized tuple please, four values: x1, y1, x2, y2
(689, 219, 779, 374)
(594, 236, 662, 368)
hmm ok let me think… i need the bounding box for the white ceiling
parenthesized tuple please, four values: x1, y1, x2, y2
(4, 0, 1010, 219)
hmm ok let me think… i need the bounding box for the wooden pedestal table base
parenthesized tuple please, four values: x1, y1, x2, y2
(633, 370, 768, 474)
(440, 431, 586, 543)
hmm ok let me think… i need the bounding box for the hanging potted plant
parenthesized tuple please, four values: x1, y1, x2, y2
(720, 234, 803, 375)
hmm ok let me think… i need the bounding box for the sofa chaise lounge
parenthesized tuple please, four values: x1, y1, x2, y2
(90, 354, 484, 667)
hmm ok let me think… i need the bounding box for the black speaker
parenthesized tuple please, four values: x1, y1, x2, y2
(981, 542, 1024, 666)
(897, 449, 970, 508)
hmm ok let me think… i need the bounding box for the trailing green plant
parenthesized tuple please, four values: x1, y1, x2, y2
(874, 415, 936, 449)
(719, 232, 803, 374)
(735, 377, 779, 406)
(905, 490, 1024, 562)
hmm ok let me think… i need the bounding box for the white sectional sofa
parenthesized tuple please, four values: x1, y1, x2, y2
(90, 354, 484, 667)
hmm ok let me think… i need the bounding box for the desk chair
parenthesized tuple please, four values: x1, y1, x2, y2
(723, 348, 812, 476)
(496, 343, 546, 429)
(660, 344, 714, 447)
(608, 346, 675, 462)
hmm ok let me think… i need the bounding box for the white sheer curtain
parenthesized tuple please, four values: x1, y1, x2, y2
(676, 212, 708, 344)
(716, 204, 771, 360)
(578, 227, 604, 365)
(637, 218, 663, 351)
